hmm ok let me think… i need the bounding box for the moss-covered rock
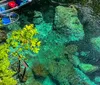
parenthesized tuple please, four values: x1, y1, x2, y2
(94, 76, 100, 83)
(54, 6, 84, 42)
(79, 63, 99, 73)
(32, 63, 48, 77)
(33, 11, 44, 25)
(46, 59, 96, 85)
(43, 77, 56, 85)
(64, 44, 78, 55)
(91, 36, 100, 52)
(7, 22, 21, 30)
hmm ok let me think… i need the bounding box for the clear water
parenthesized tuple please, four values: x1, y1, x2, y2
(0, 0, 100, 85)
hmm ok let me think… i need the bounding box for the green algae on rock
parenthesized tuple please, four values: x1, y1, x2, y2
(33, 11, 53, 39)
(32, 63, 48, 77)
(79, 63, 99, 73)
(64, 44, 78, 55)
(94, 76, 100, 83)
(46, 59, 96, 85)
(7, 23, 21, 30)
(54, 6, 84, 42)
(91, 36, 100, 52)
(43, 77, 56, 85)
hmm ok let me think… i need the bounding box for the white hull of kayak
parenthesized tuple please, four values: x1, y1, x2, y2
(0, 1, 32, 14)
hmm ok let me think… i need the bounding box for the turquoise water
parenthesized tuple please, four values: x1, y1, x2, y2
(0, 0, 100, 85)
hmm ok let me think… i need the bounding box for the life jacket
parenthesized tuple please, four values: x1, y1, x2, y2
(8, 1, 18, 8)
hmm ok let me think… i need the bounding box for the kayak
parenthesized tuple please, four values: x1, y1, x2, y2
(0, 12, 19, 26)
(0, 0, 32, 26)
(0, 0, 32, 14)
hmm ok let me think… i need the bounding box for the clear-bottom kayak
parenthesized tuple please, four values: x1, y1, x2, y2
(0, 0, 32, 26)
(0, 12, 19, 26)
(0, 0, 32, 14)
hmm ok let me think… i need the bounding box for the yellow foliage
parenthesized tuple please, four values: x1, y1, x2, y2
(0, 77, 17, 85)
(7, 24, 41, 58)
(0, 44, 17, 85)
(0, 24, 41, 84)
(0, 24, 41, 85)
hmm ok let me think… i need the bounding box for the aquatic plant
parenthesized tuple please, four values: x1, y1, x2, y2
(6, 24, 41, 82)
(0, 43, 17, 85)
(7, 24, 41, 58)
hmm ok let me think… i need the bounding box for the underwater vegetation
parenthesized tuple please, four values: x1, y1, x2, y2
(0, 24, 41, 84)
(0, 43, 17, 85)
(0, 0, 100, 85)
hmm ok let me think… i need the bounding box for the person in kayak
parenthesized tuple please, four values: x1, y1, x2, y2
(0, 0, 32, 25)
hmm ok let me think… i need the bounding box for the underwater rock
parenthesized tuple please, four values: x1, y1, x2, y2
(33, 11, 52, 38)
(54, 6, 84, 42)
(33, 11, 44, 25)
(33, 11, 53, 38)
(46, 60, 71, 85)
(75, 68, 96, 85)
(7, 22, 21, 30)
(80, 51, 90, 57)
(78, 5, 100, 37)
(94, 76, 100, 83)
(64, 44, 78, 55)
(36, 32, 65, 65)
(35, 22, 52, 38)
(19, 14, 30, 25)
(32, 63, 48, 77)
(43, 77, 56, 85)
(68, 55, 81, 67)
(64, 44, 80, 66)
(0, 30, 7, 42)
(79, 63, 99, 73)
(91, 36, 100, 52)
(42, 6, 55, 23)
(46, 59, 96, 85)
(25, 77, 42, 85)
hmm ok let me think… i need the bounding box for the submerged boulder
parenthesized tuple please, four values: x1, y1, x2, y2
(43, 77, 56, 85)
(91, 36, 100, 52)
(54, 6, 84, 42)
(46, 59, 96, 85)
(94, 76, 100, 83)
(33, 11, 44, 25)
(78, 5, 100, 38)
(64, 44, 78, 55)
(79, 63, 99, 73)
(33, 11, 53, 38)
